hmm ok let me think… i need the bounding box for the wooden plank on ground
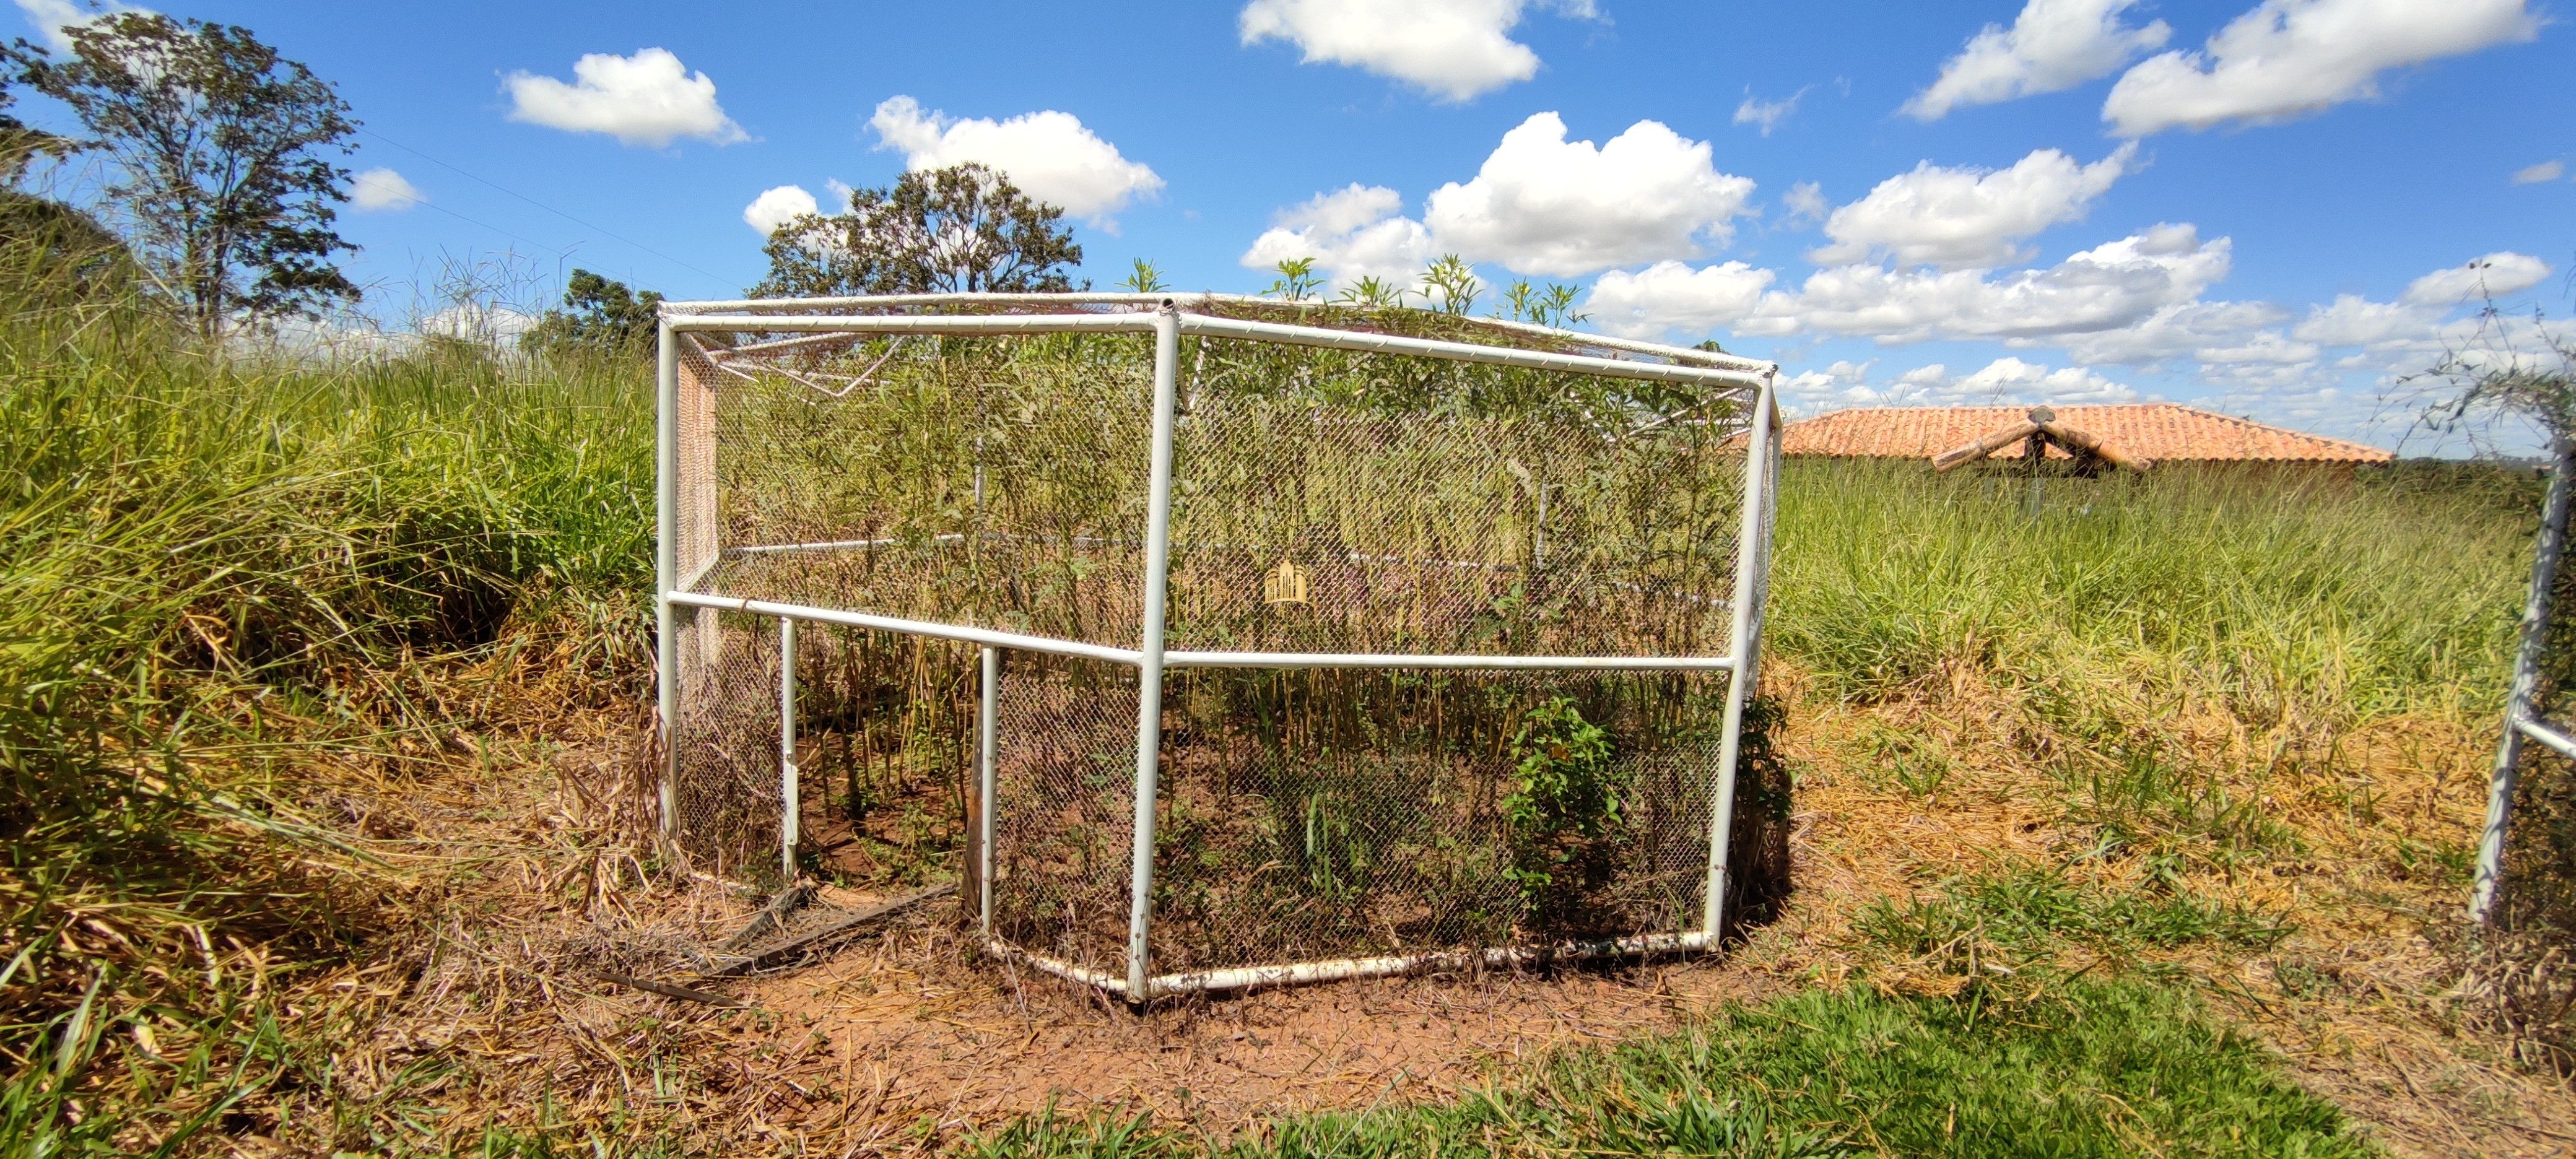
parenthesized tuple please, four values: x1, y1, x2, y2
(710, 881, 959, 977)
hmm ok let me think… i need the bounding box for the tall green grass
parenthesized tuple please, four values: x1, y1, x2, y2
(0, 237, 652, 1153)
(1769, 458, 2530, 723)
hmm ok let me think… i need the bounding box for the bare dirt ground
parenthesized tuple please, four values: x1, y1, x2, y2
(740, 919, 1777, 1148)
(266, 660, 2576, 1157)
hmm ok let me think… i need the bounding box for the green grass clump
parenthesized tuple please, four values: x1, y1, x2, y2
(1856, 866, 2291, 981)
(1770, 458, 2528, 723)
(965, 980, 2365, 1158)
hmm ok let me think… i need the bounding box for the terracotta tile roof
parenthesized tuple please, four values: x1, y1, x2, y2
(1775, 404, 2391, 464)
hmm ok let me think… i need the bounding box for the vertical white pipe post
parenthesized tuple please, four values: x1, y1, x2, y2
(2473, 435, 2576, 922)
(1702, 374, 1778, 939)
(778, 616, 800, 881)
(655, 318, 679, 841)
(1125, 303, 1183, 1001)
(977, 646, 1001, 934)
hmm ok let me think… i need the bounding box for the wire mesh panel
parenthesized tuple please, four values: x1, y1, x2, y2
(687, 331, 1156, 647)
(657, 295, 1782, 996)
(669, 609, 782, 877)
(986, 652, 1141, 975)
(1165, 338, 1747, 658)
(1141, 669, 1729, 975)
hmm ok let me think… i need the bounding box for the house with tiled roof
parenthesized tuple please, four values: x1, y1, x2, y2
(1777, 404, 2390, 469)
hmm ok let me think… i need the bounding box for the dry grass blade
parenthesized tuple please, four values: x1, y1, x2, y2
(593, 971, 748, 1007)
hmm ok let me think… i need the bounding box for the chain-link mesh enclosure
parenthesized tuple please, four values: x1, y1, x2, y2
(656, 295, 1782, 999)
(2471, 449, 2576, 1067)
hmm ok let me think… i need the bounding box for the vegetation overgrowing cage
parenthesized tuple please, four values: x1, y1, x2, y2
(652, 293, 1781, 1001)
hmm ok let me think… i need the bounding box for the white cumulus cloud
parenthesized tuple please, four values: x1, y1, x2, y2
(1422, 112, 1755, 277)
(2400, 251, 2552, 308)
(1248, 114, 1753, 284)
(1780, 358, 1880, 412)
(2057, 298, 2292, 366)
(2512, 160, 2565, 184)
(1753, 222, 2230, 344)
(1811, 144, 2136, 269)
(2102, 0, 2541, 136)
(504, 48, 747, 148)
(742, 184, 820, 238)
(1944, 357, 2140, 404)
(14, 0, 147, 52)
(349, 167, 422, 212)
(2291, 295, 2422, 349)
(868, 96, 1163, 226)
(2186, 330, 2321, 372)
(1905, 0, 2172, 120)
(2036, 251, 2550, 387)
(2034, 250, 2550, 384)
(1797, 357, 2141, 409)
(1733, 87, 1808, 136)
(1586, 260, 1777, 339)
(1238, 0, 1594, 102)
(1239, 184, 1437, 286)
(1781, 181, 1829, 228)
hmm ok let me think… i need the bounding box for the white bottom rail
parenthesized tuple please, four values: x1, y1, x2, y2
(988, 930, 1716, 1001)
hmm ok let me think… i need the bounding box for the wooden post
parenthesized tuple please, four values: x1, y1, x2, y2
(2035, 419, 2152, 472)
(1932, 420, 2038, 473)
(2023, 406, 2048, 518)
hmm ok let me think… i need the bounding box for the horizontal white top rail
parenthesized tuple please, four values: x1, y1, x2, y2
(660, 291, 1775, 375)
(666, 310, 1764, 390)
(1173, 313, 1767, 389)
(669, 311, 1157, 337)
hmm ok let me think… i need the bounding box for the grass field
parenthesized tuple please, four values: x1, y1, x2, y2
(967, 980, 2365, 1158)
(0, 249, 655, 1153)
(1, 240, 2561, 1155)
(1772, 456, 2528, 722)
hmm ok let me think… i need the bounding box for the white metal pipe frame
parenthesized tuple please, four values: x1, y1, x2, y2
(654, 295, 1785, 1001)
(2472, 436, 2576, 923)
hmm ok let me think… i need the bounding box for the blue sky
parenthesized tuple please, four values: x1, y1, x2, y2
(12, 1, 2572, 445)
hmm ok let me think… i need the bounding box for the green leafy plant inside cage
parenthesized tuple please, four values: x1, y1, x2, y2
(1504, 696, 1632, 935)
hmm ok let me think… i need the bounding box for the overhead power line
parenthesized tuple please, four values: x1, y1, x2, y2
(360, 128, 737, 291)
